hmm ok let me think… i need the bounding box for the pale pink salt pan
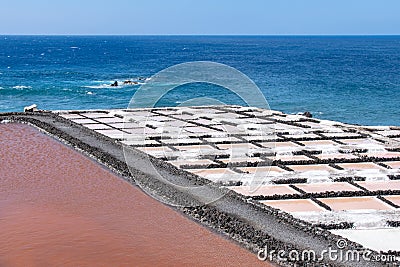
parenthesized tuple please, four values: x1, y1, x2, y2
(261, 199, 326, 212)
(383, 195, 400, 206)
(337, 162, 386, 171)
(229, 185, 300, 197)
(318, 197, 393, 211)
(383, 161, 400, 169)
(295, 182, 362, 193)
(357, 180, 400, 191)
(238, 166, 287, 174)
(288, 164, 337, 172)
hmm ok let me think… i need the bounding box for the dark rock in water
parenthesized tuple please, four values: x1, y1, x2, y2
(123, 80, 139, 85)
(303, 111, 312, 118)
(111, 81, 119, 87)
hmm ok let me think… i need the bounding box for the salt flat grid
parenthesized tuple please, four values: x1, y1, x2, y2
(58, 105, 400, 252)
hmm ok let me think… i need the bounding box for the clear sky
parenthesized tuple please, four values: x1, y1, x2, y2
(1, 0, 400, 35)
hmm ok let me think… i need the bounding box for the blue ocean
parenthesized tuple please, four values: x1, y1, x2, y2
(0, 36, 399, 126)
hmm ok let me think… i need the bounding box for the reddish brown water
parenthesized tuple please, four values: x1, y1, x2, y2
(0, 123, 270, 267)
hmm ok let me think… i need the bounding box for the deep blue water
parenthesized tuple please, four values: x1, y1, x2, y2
(0, 35, 399, 125)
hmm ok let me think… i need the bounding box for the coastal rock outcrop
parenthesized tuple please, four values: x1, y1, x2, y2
(24, 104, 38, 112)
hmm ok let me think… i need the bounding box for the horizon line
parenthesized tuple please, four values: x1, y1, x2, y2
(1, 33, 400, 37)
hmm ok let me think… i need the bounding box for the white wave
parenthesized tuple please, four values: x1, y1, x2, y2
(83, 84, 111, 89)
(12, 85, 32, 89)
(0, 87, 3, 90)
(86, 91, 94, 95)
(70, 47, 79, 49)
(93, 80, 111, 83)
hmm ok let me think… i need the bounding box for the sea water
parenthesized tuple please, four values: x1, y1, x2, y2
(0, 35, 399, 125)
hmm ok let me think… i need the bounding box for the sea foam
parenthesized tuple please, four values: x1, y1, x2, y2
(12, 85, 31, 89)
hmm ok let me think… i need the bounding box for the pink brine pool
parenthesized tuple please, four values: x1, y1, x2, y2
(0, 123, 270, 267)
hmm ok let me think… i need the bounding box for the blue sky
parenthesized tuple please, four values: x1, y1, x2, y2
(1, 0, 400, 35)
